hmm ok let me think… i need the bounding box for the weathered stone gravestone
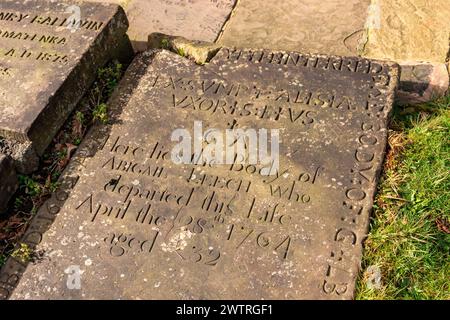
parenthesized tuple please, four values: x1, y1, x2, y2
(87, 0, 236, 51)
(1, 48, 398, 299)
(0, 0, 132, 172)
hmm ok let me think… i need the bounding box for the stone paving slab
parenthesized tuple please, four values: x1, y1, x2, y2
(362, 0, 450, 64)
(88, 0, 236, 51)
(1, 48, 398, 299)
(0, 154, 18, 214)
(0, 0, 132, 157)
(217, 0, 371, 56)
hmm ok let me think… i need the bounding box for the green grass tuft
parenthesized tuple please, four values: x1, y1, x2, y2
(357, 94, 450, 300)
(176, 47, 186, 57)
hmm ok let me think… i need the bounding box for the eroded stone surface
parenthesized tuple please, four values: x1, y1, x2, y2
(0, 154, 18, 214)
(0, 0, 132, 156)
(0, 138, 39, 174)
(218, 0, 371, 56)
(362, 0, 450, 64)
(2, 49, 398, 299)
(88, 0, 236, 51)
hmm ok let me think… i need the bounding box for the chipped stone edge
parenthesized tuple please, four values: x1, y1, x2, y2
(148, 32, 220, 65)
(396, 62, 450, 106)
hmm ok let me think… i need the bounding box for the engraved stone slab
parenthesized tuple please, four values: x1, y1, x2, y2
(0, 154, 18, 213)
(2, 49, 399, 299)
(217, 0, 371, 56)
(0, 0, 131, 156)
(87, 0, 236, 51)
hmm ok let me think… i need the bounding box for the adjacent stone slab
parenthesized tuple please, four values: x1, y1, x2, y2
(0, 0, 132, 157)
(396, 62, 449, 106)
(88, 0, 236, 51)
(362, 0, 450, 64)
(2, 49, 398, 299)
(0, 154, 18, 214)
(217, 0, 371, 56)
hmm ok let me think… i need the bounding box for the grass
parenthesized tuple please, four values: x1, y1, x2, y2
(0, 61, 124, 268)
(176, 47, 186, 57)
(356, 94, 450, 300)
(160, 38, 170, 50)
